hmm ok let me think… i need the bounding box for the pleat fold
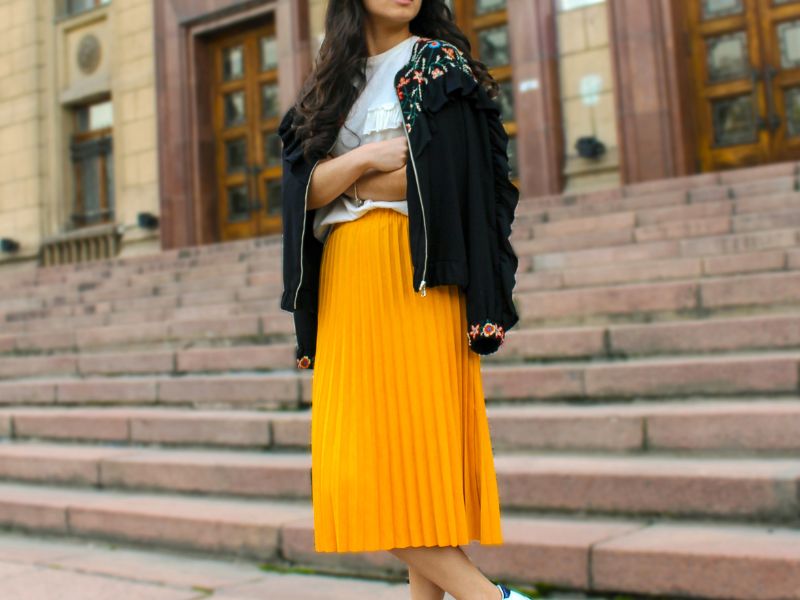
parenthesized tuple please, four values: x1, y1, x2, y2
(310, 207, 503, 553)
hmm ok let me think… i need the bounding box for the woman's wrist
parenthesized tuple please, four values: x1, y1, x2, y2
(352, 145, 375, 172)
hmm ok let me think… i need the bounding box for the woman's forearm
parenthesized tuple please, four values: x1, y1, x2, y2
(306, 146, 372, 210)
(346, 166, 407, 202)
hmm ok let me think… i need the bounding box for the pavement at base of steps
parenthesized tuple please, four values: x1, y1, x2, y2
(0, 530, 618, 600)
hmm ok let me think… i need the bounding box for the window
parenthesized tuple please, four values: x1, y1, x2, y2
(57, 0, 110, 19)
(443, 0, 518, 182)
(70, 99, 114, 227)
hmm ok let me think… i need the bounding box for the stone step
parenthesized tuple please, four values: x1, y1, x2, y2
(518, 248, 790, 291)
(3, 220, 800, 333)
(0, 237, 283, 286)
(4, 202, 800, 317)
(483, 352, 800, 400)
(532, 226, 800, 272)
(2, 164, 795, 285)
(0, 441, 797, 522)
(519, 214, 740, 256)
(0, 259, 284, 315)
(4, 191, 798, 307)
(0, 373, 306, 409)
(524, 161, 798, 214)
(0, 313, 286, 353)
(521, 189, 800, 237)
(0, 481, 797, 599)
(499, 313, 800, 360)
(2, 312, 799, 376)
(0, 287, 281, 331)
(5, 257, 800, 342)
(2, 400, 798, 454)
(0, 352, 797, 406)
(0, 342, 297, 378)
(531, 205, 800, 252)
(1, 288, 792, 358)
(0, 302, 285, 340)
(0, 530, 430, 600)
(490, 399, 800, 454)
(518, 271, 800, 323)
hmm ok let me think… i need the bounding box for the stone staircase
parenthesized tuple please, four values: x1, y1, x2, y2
(1, 161, 800, 599)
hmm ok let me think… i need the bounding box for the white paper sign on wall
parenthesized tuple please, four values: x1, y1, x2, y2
(579, 74, 603, 106)
(560, 0, 605, 11)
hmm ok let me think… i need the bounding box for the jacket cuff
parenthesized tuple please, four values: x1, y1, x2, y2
(467, 319, 506, 355)
(296, 354, 314, 369)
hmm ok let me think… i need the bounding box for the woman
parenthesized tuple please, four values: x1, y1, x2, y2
(280, 1, 527, 599)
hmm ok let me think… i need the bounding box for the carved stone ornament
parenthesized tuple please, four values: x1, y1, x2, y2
(77, 34, 102, 75)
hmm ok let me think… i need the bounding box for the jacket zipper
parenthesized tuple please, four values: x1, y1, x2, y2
(293, 138, 337, 310)
(401, 121, 428, 297)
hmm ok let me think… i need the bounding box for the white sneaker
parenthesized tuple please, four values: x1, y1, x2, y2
(496, 582, 533, 599)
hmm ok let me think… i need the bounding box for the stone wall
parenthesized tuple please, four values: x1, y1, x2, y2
(0, 0, 160, 273)
(109, 0, 158, 256)
(0, 0, 45, 271)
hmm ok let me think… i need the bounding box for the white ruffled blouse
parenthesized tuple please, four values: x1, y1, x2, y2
(312, 34, 419, 244)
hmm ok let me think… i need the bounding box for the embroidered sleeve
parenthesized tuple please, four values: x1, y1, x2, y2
(467, 319, 506, 354)
(394, 38, 481, 133)
(297, 354, 314, 369)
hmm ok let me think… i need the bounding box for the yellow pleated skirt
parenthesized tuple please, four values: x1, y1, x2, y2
(310, 206, 504, 553)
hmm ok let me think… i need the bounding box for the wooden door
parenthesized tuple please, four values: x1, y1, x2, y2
(210, 23, 282, 242)
(688, 0, 800, 171)
(757, 0, 800, 161)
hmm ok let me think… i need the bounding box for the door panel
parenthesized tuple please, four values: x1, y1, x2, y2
(210, 23, 281, 242)
(689, 0, 800, 170)
(757, 0, 800, 160)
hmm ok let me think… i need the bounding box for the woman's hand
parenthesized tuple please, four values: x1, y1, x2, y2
(342, 137, 408, 202)
(305, 136, 408, 210)
(360, 136, 408, 172)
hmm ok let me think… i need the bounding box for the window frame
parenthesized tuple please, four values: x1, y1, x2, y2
(56, 0, 110, 21)
(69, 98, 115, 228)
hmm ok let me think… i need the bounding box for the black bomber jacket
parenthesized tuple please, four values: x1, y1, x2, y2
(277, 36, 520, 369)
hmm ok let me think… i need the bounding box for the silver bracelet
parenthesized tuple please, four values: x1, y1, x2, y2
(353, 181, 363, 207)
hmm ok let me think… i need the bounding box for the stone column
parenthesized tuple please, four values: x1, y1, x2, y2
(508, 0, 564, 198)
(607, 0, 693, 184)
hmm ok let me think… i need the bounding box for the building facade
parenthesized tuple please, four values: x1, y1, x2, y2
(1, 0, 798, 268)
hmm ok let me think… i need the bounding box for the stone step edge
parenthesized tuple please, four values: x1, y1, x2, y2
(5, 267, 800, 348)
(1, 347, 799, 376)
(530, 225, 800, 269)
(5, 313, 800, 370)
(2, 398, 799, 454)
(523, 208, 800, 250)
(4, 309, 800, 361)
(0, 440, 798, 524)
(0, 480, 797, 600)
(520, 249, 796, 292)
(5, 219, 800, 315)
(2, 163, 795, 282)
(0, 352, 798, 407)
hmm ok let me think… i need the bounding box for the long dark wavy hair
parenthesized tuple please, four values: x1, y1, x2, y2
(288, 0, 500, 164)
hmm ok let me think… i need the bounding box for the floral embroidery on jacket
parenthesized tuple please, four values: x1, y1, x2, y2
(297, 355, 313, 369)
(394, 37, 479, 133)
(468, 320, 505, 347)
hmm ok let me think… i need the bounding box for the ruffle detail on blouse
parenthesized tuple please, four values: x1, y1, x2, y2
(362, 101, 404, 136)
